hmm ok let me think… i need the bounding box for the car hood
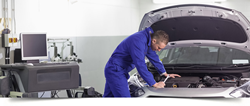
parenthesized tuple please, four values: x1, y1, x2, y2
(139, 4, 250, 53)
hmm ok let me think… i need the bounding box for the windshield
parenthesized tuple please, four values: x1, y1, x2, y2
(157, 46, 250, 65)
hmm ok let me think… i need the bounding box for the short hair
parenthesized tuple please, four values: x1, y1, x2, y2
(150, 30, 169, 45)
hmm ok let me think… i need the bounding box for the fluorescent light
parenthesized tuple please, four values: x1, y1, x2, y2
(153, 0, 227, 4)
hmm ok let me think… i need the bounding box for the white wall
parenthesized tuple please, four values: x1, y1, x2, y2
(13, 0, 141, 59)
(138, 0, 250, 21)
(14, 0, 140, 38)
(11, 0, 141, 63)
(0, 0, 141, 63)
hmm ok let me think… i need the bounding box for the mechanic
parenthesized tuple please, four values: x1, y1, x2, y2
(103, 27, 181, 97)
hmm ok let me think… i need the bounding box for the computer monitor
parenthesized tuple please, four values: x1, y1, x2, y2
(20, 33, 48, 63)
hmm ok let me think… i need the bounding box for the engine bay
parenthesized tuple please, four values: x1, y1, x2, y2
(136, 73, 250, 88)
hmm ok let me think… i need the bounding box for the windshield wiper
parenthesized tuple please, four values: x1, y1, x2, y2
(162, 63, 250, 69)
(221, 64, 250, 69)
(163, 64, 224, 69)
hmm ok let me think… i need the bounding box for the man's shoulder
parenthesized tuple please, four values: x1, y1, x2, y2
(129, 31, 147, 40)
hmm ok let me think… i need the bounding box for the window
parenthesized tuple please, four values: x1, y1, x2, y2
(157, 46, 250, 65)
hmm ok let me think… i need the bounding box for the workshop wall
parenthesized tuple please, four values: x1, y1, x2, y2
(75, 36, 128, 94)
(15, 0, 140, 37)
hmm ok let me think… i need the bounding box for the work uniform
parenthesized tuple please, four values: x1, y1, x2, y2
(103, 27, 166, 97)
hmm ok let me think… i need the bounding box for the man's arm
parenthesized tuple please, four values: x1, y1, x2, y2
(146, 47, 166, 75)
(146, 47, 181, 78)
(128, 36, 157, 87)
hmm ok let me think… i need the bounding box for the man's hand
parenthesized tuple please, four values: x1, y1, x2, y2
(163, 73, 181, 78)
(152, 82, 165, 88)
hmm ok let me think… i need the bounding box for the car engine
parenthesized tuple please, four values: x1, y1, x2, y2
(161, 76, 238, 88)
(135, 73, 249, 88)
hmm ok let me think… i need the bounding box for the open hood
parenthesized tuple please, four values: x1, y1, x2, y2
(139, 4, 250, 52)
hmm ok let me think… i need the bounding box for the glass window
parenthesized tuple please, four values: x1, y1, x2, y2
(157, 46, 250, 65)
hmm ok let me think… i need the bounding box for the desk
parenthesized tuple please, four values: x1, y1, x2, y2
(0, 63, 79, 94)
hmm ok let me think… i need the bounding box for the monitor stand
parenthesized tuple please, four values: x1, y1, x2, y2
(27, 60, 39, 63)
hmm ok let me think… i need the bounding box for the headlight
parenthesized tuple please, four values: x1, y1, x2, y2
(128, 73, 147, 88)
(230, 81, 250, 98)
(136, 88, 145, 97)
(247, 84, 250, 92)
(129, 84, 146, 97)
(128, 73, 146, 97)
(229, 89, 248, 98)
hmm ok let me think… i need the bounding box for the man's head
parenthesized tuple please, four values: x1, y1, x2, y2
(150, 30, 169, 51)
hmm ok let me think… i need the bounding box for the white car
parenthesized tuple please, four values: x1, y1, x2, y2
(128, 4, 250, 98)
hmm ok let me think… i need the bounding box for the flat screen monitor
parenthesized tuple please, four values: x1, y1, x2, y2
(20, 33, 48, 62)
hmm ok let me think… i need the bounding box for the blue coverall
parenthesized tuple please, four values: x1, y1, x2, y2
(103, 27, 166, 97)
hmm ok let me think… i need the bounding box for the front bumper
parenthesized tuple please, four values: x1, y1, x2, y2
(139, 87, 236, 98)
